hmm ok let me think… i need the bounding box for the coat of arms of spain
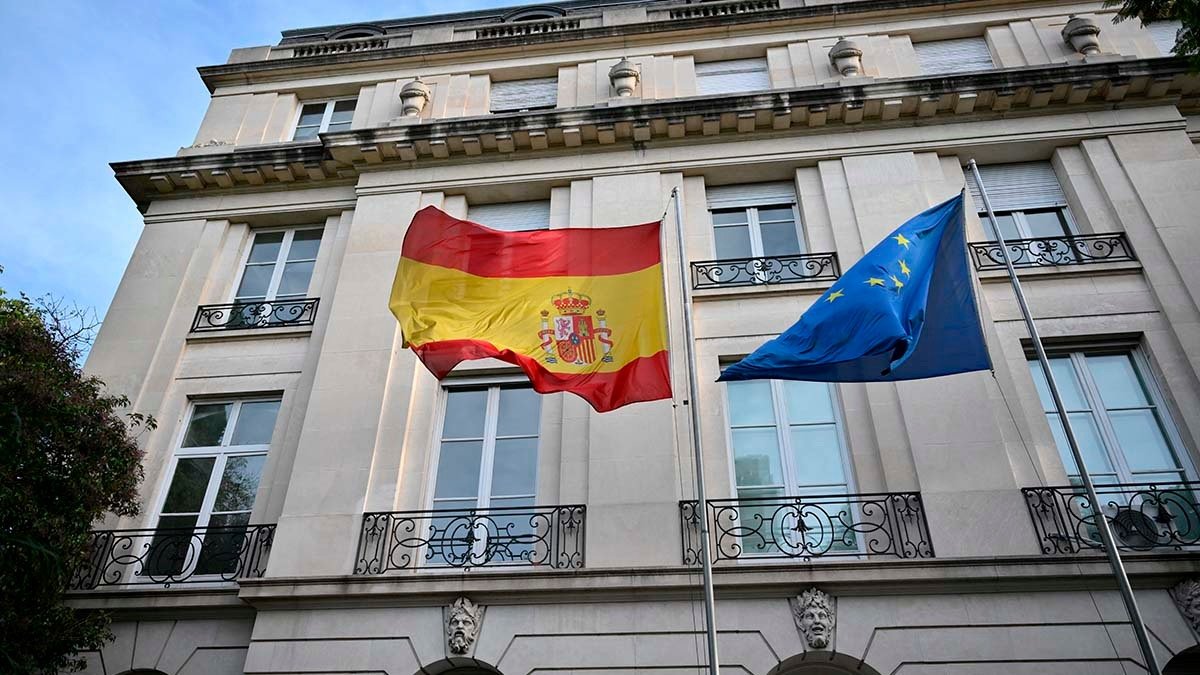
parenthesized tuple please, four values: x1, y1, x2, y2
(538, 289, 614, 365)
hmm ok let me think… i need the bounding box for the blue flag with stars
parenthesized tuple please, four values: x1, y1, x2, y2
(718, 192, 990, 383)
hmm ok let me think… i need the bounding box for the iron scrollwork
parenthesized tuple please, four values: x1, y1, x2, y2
(69, 523, 275, 589)
(1022, 482, 1200, 554)
(354, 504, 586, 573)
(691, 252, 840, 289)
(190, 298, 319, 332)
(969, 233, 1135, 270)
(680, 492, 934, 563)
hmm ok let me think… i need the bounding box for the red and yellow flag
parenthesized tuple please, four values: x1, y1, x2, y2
(390, 206, 672, 412)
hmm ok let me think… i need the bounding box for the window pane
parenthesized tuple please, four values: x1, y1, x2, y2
(715, 224, 753, 259)
(146, 514, 199, 577)
(182, 404, 232, 447)
(1029, 359, 1088, 412)
(297, 104, 326, 127)
(292, 125, 320, 141)
(783, 381, 835, 425)
(434, 440, 483, 499)
(287, 229, 323, 261)
(235, 265, 274, 300)
(497, 387, 540, 437)
(983, 213, 1020, 241)
(1023, 209, 1071, 238)
(229, 401, 280, 446)
(212, 455, 266, 512)
(248, 232, 285, 263)
(789, 425, 846, 488)
(711, 210, 749, 226)
(757, 206, 794, 223)
(277, 261, 315, 297)
(326, 120, 352, 133)
(1048, 412, 1112, 476)
(1111, 409, 1179, 472)
(759, 219, 802, 256)
(330, 100, 356, 123)
(443, 390, 487, 439)
(490, 437, 537, 496)
(1086, 354, 1150, 409)
(196, 512, 252, 576)
(727, 380, 776, 426)
(161, 457, 216, 513)
(732, 428, 783, 487)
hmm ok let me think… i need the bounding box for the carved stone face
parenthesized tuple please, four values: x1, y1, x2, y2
(1171, 579, 1200, 634)
(798, 605, 832, 648)
(446, 598, 482, 655)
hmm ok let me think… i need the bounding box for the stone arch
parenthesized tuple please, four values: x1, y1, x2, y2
(502, 6, 565, 22)
(418, 658, 503, 675)
(766, 652, 884, 675)
(116, 670, 169, 675)
(327, 24, 385, 40)
(1166, 645, 1200, 674)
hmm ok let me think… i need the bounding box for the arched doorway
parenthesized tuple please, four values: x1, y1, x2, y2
(419, 658, 503, 675)
(1165, 645, 1200, 674)
(767, 652, 884, 675)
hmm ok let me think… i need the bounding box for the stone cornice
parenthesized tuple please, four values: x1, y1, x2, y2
(196, 0, 1070, 93)
(114, 58, 1198, 212)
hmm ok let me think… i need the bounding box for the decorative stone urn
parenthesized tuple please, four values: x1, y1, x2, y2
(609, 57, 640, 97)
(828, 38, 864, 77)
(399, 77, 431, 117)
(1062, 15, 1102, 56)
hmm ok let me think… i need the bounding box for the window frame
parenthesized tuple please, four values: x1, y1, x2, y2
(1032, 349, 1196, 485)
(426, 377, 542, 513)
(488, 77, 559, 114)
(694, 58, 772, 96)
(709, 201, 807, 260)
(290, 98, 357, 140)
(229, 226, 325, 304)
(983, 206, 1078, 241)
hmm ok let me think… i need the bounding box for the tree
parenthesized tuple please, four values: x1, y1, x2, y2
(0, 279, 151, 673)
(1106, 0, 1200, 67)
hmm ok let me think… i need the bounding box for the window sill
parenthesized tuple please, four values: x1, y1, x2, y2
(692, 278, 834, 301)
(975, 259, 1142, 282)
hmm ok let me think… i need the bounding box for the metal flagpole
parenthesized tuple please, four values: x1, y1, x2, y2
(967, 160, 1162, 675)
(670, 185, 721, 675)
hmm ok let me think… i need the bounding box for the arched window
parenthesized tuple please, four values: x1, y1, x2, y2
(328, 25, 384, 40)
(503, 6, 564, 22)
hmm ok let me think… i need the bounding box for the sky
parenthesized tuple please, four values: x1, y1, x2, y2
(0, 0, 513, 319)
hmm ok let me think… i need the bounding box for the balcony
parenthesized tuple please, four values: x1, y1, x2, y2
(969, 233, 1136, 270)
(69, 523, 275, 589)
(353, 504, 586, 573)
(680, 492, 933, 563)
(190, 298, 319, 333)
(1023, 482, 1200, 554)
(691, 252, 840, 290)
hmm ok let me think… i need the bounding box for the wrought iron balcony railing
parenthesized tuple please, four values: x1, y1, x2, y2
(969, 233, 1136, 270)
(680, 492, 933, 563)
(68, 523, 275, 589)
(691, 252, 840, 289)
(354, 504, 586, 573)
(190, 298, 319, 332)
(1023, 482, 1200, 554)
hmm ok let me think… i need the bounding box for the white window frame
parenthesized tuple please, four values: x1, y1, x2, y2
(230, 226, 324, 303)
(721, 378, 860, 559)
(290, 98, 356, 140)
(710, 202, 807, 259)
(145, 397, 279, 581)
(1034, 349, 1195, 485)
(423, 378, 542, 568)
(986, 206, 1078, 241)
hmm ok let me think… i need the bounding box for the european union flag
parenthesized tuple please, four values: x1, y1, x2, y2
(719, 192, 990, 382)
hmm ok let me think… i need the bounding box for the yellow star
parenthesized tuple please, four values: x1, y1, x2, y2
(891, 275, 905, 289)
(865, 277, 885, 287)
(894, 233, 911, 249)
(826, 289, 845, 303)
(899, 260, 911, 277)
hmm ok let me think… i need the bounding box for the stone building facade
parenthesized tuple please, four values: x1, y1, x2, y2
(73, 1, 1200, 673)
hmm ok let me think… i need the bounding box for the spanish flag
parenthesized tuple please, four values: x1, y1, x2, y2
(390, 206, 672, 412)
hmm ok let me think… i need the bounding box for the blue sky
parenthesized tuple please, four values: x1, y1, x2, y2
(0, 0, 512, 318)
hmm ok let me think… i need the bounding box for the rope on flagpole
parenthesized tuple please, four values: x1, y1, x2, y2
(968, 159, 1161, 675)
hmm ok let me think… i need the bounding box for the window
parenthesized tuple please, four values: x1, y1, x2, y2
(725, 379, 856, 553)
(695, 58, 772, 96)
(1149, 20, 1183, 56)
(467, 200, 552, 231)
(489, 78, 558, 113)
(1030, 351, 1192, 486)
(292, 99, 355, 140)
(707, 182, 803, 261)
(429, 385, 541, 564)
(149, 399, 280, 577)
(964, 162, 1074, 241)
(914, 37, 994, 75)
